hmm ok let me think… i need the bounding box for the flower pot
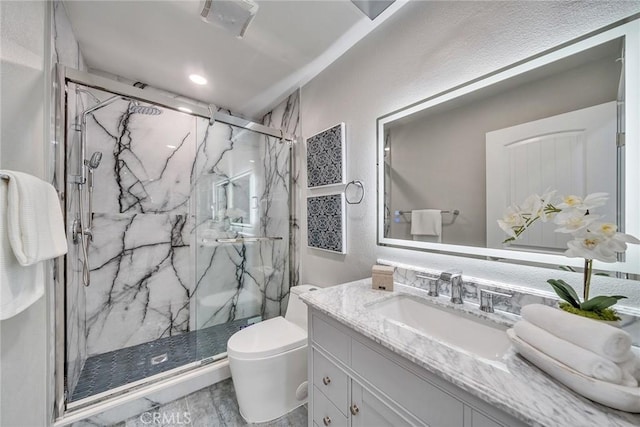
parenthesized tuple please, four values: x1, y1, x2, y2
(557, 302, 621, 324)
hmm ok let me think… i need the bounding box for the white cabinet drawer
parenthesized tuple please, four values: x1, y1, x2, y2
(351, 339, 464, 426)
(312, 315, 350, 363)
(313, 385, 348, 427)
(352, 381, 416, 427)
(313, 349, 349, 415)
(471, 410, 504, 427)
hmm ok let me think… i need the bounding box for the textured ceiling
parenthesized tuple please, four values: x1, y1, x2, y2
(63, 0, 406, 119)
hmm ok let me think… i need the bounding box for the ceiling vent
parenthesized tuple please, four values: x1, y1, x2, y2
(200, 0, 259, 38)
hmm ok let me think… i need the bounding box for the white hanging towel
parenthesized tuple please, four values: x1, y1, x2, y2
(411, 209, 442, 243)
(0, 170, 67, 320)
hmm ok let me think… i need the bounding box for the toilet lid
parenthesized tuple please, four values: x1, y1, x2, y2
(227, 316, 307, 360)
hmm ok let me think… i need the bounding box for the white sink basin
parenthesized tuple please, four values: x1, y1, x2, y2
(367, 295, 511, 362)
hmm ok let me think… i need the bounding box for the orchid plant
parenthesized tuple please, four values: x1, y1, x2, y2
(499, 190, 640, 320)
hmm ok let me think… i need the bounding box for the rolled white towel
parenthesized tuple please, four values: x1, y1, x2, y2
(521, 304, 632, 363)
(514, 320, 624, 384)
(618, 347, 640, 384)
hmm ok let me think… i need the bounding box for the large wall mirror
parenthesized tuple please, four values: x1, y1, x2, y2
(377, 19, 640, 276)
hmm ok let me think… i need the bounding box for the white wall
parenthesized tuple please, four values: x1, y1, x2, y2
(300, 2, 640, 297)
(0, 1, 50, 426)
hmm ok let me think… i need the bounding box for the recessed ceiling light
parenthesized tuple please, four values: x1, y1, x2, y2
(178, 107, 193, 113)
(189, 74, 207, 85)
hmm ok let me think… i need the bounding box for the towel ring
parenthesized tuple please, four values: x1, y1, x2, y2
(345, 180, 365, 205)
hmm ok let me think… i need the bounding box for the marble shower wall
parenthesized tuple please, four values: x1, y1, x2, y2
(263, 90, 301, 292)
(75, 91, 298, 356)
(52, 0, 89, 398)
(83, 97, 196, 355)
(191, 115, 291, 328)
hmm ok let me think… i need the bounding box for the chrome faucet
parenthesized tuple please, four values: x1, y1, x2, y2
(438, 270, 463, 304)
(479, 289, 513, 313)
(416, 274, 439, 297)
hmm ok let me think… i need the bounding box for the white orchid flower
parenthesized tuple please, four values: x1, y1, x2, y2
(497, 206, 525, 238)
(602, 229, 640, 253)
(553, 209, 600, 233)
(538, 189, 558, 221)
(498, 189, 639, 306)
(590, 222, 618, 237)
(519, 194, 542, 218)
(557, 192, 608, 211)
(565, 232, 618, 263)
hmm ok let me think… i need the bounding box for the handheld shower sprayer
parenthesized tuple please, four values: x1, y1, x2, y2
(77, 151, 102, 287)
(86, 151, 102, 169)
(85, 151, 102, 191)
(84, 151, 102, 228)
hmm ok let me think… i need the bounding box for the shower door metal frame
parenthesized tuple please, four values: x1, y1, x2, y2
(53, 65, 294, 420)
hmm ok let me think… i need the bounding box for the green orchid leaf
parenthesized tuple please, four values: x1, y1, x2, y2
(580, 295, 627, 311)
(555, 279, 581, 302)
(547, 279, 580, 308)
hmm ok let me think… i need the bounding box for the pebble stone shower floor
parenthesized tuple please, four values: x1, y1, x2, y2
(71, 318, 252, 401)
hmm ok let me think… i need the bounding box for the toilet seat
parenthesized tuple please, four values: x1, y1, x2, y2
(227, 316, 306, 360)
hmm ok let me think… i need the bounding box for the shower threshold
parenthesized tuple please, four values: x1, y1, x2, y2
(70, 317, 252, 402)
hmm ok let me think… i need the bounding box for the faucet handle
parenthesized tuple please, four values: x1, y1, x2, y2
(479, 289, 513, 313)
(438, 270, 461, 283)
(449, 273, 464, 304)
(416, 274, 438, 297)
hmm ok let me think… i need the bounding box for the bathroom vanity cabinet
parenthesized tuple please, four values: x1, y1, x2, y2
(308, 309, 526, 427)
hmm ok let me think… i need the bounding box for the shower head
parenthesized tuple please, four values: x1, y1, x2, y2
(85, 152, 102, 170)
(128, 102, 162, 116)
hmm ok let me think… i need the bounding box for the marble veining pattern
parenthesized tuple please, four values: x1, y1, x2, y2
(72, 379, 307, 426)
(300, 280, 640, 427)
(192, 114, 290, 329)
(76, 90, 294, 356)
(83, 103, 196, 355)
(263, 90, 301, 292)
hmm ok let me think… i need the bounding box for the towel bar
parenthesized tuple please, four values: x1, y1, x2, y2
(0, 173, 9, 180)
(394, 209, 460, 216)
(393, 209, 460, 225)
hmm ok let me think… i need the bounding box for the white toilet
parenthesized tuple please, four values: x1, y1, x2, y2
(227, 284, 318, 423)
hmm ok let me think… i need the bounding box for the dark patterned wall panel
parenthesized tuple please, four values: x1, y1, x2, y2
(307, 194, 345, 253)
(306, 123, 345, 188)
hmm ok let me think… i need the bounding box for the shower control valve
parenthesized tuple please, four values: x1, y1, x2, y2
(72, 219, 82, 244)
(71, 219, 94, 243)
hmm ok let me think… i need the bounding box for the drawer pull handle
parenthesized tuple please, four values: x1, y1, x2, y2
(322, 376, 331, 385)
(323, 416, 331, 426)
(350, 404, 360, 415)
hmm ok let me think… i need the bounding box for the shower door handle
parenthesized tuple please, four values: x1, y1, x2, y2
(214, 236, 283, 243)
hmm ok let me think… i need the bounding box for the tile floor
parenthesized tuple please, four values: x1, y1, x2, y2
(72, 318, 252, 401)
(112, 379, 308, 427)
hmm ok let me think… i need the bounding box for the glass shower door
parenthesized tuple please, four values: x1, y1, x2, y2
(192, 120, 291, 361)
(63, 77, 292, 408)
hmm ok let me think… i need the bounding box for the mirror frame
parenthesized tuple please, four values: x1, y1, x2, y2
(377, 18, 640, 275)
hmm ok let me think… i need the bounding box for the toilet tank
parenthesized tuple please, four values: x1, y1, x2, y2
(285, 284, 318, 331)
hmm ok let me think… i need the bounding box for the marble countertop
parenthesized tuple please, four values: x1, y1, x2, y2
(300, 279, 640, 427)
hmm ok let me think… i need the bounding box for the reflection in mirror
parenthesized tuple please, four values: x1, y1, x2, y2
(213, 171, 255, 228)
(378, 20, 640, 276)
